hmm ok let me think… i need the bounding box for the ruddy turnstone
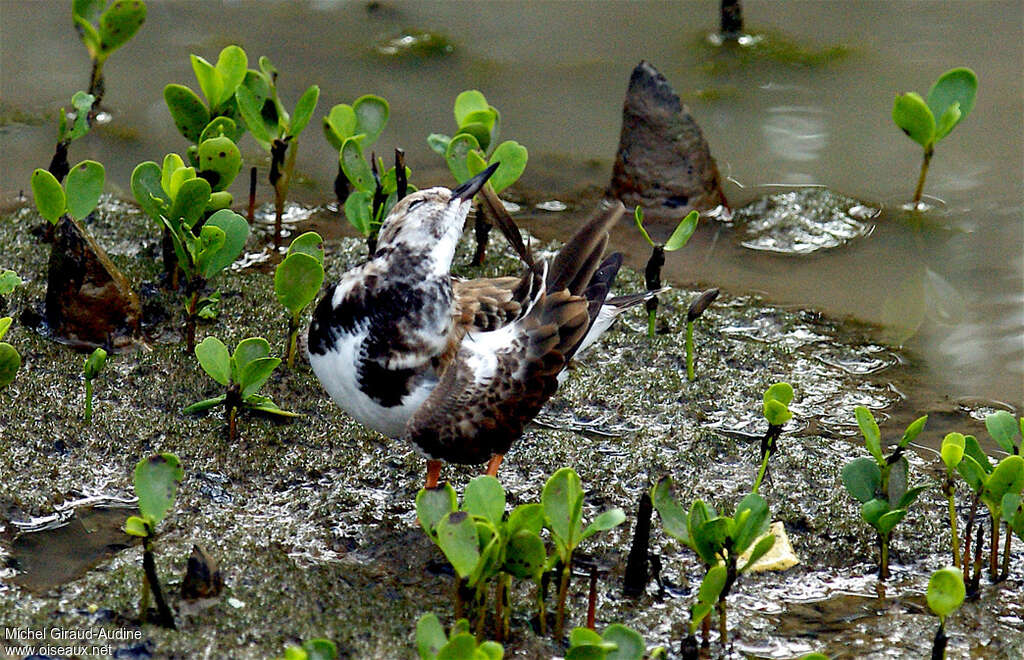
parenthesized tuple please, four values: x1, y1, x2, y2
(308, 164, 646, 487)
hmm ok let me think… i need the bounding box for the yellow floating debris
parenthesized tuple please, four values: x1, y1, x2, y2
(742, 521, 800, 572)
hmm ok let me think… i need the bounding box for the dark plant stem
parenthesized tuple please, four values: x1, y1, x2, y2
(535, 578, 547, 637)
(224, 385, 241, 444)
(990, 513, 1000, 581)
(185, 290, 200, 353)
(967, 525, 984, 596)
(472, 217, 492, 267)
(960, 493, 980, 571)
(716, 559, 739, 647)
(142, 537, 176, 629)
(720, 0, 743, 39)
(395, 148, 407, 200)
(999, 521, 1011, 582)
(753, 424, 782, 493)
(247, 166, 257, 224)
(912, 145, 934, 207)
(454, 576, 465, 621)
(623, 491, 653, 598)
(48, 140, 71, 183)
(943, 473, 960, 569)
(680, 634, 700, 660)
(644, 245, 665, 338)
(586, 565, 598, 630)
(269, 139, 291, 251)
(333, 163, 351, 210)
(878, 534, 890, 581)
(555, 560, 571, 639)
(930, 621, 948, 660)
(87, 58, 105, 108)
(686, 320, 696, 381)
(494, 574, 510, 642)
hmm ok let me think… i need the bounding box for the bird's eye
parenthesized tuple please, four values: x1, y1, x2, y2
(408, 199, 423, 211)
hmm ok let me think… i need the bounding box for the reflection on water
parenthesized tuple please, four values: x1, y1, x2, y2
(0, 0, 1020, 411)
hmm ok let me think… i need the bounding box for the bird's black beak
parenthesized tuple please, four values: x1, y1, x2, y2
(451, 162, 500, 201)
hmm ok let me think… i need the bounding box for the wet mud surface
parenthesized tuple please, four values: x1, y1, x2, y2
(0, 199, 1022, 658)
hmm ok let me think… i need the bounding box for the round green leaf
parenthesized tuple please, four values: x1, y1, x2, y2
(941, 432, 966, 470)
(436, 511, 481, 579)
(453, 90, 489, 127)
(507, 502, 544, 536)
(0, 272, 20, 297)
(732, 493, 771, 554)
(842, 456, 881, 503)
(876, 508, 907, 536)
(893, 92, 936, 148)
(652, 477, 690, 546)
(199, 116, 239, 143)
(416, 483, 458, 540)
(31, 169, 66, 224)
(123, 515, 149, 538)
(200, 209, 249, 279)
(487, 141, 528, 193)
(83, 347, 107, 380)
(463, 475, 505, 525)
(344, 191, 373, 237)
(238, 356, 281, 399)
(427, 133, 451, 156)
(0, 342, 21, 389)
(197, 136, 242, 192)
(165, 84, 210, 143)
(984, 455, 1024, 503)
(97, 0, 146, 54)
(169, 176, 211, 228)
(287, 231, 324, 262)
(603, 623, 645, 660)
(985, 411, 1020, 454)
(130, 161, 167, 221)
(926, 67, 977, 138)
(582, 507, 626, 541)
(415, 613, 447, 660)
(134, 452, 184, 526)
(214, 45, 248, 106)
(456, 122, 492, 153)
(763, 399, 792, 427)
(927, 567, 965, 619)
(190, 54, 222, 110)
(542, 467, 584, 555)
(275, 253, 324, 315)
(353, 95, 389, 144)
(195, 336, 231, 386)
(444, 133, 480, 184)
(235, 78, 276, 148)
(340, 138, 374, 193)
(65, 160, 105, 221)
(503, 529, 546, 580)
(323, 104, 356, 150)
(289, 85, 320, 137)
(231, 336, 271, 373)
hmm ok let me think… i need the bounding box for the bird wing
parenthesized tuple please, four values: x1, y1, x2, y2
(403, 288, 589, 464)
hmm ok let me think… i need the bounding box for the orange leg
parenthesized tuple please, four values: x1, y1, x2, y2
(426, 459, 443, 489)
(484, 454, 504, 478)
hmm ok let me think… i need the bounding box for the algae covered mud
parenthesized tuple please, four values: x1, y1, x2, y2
(1, 1, 1023, 659)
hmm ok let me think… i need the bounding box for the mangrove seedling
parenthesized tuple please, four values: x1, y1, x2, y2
(752, 382, 794, 493)
(31, 159, 105, 226)
(72, 0, 147, 105)
(985, 410, 1023, 456)
(428, 90, 528, 265)
(341, 147, 415, 254)
(235, 56, 319, 249)
(926, 566, 965, 660)
(275, 232, 325, 367)
(415, 613, 503, 660)
(323, 94, 389, 208)
(940, 432, 966, 568)
(82, 347, 107, 423)
(542, 467, 626, 639)
(892, 67, 978, 207)
(566, 623, 655, 660)
(276, 639, 338, 660)
(685, 288, 719, 381)
(684, 563, 728, 653)
(0, 317, 21, 390)
(47, 91, 95, 182)
(0, 270, 21, 314)
(164, 45, 249, 150)
(1003, 493, 1024, 543)
(634, 207, 699, 337)
(954, 433, 1024, 581)
(185, 336, 298, 442)
(841, 407, 928, 580)
(416, 476, 547, 640)
(652, 476, 776, 646)
(123, 452, 183, 628)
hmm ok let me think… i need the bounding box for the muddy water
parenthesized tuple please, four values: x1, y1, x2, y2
(1, 0, 1021, 412)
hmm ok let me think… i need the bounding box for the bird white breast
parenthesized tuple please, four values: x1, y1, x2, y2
(308, 326, 434, 438)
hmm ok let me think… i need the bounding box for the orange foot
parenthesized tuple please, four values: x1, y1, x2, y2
(425, 459, 443, 489)
(484, 454, 504, 478)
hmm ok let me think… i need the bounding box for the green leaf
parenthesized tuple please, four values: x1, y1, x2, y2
(83, 347, 107, 380)
(957, 455, 987, 494)
(926, 67, 978, 139)
(344, 190, 374, 237)
(569, 627, 604, 648)
(732, 493, 770, 554)
(415, 613, 447, 660)
(457, 121, 493, 153)
(191, 54, 222, 109)
(892, 92, 936, 148)
(542, 467, 584, 559)
(0, 272, 20, 297)
(693, 517, 729, 564)
(477, 641, 503, 660)
(287, 231, 324, 262)
(933, 102, 962, 144)
(275, 253, 324, 316)
(437, 633, 479, 660)
(860, 498, 889, 528)
(289, 85, 320, 137)
(301, 639, 337, 660)
(664, 209, 700, 252)
(854, 406, 884, 464)
(984, 455, 1024, 504)
(427, 133, 451, 156)
(195, 336, 231, 386)
(0, 317, 10, 340)
(97, 0, 146, 54)
(633, 206, 655, 247)
(697, 563, 727, 605)
(898, 415, 928, 448)
(66, 91, 96, 141)
(340, 138, 374, 193)
(130, 161, 167, 221)
(73, 0, 104, 24)
(31, 169, 66, 224)
(581, 507, 626, 541)
(876, 508, 907, 536)
(436, 511, 481, 579)
(503, 529, 546, 580)
(454, 90, 489, 127)
(741, 533, 777, 573)
(238, 357, 280, 398)
(169, 176, 211, 228)
(324, 104, 357, 150)
(985, 411, 1020, 454)
(124, 515, 149, 537)
(1003, 493, 1024, 539)
(196, 136, 242, 192)
(842, 456, 881, 503)
(232, 336, 271, 374)
(64, 160, 105, 221)
(941, 432, 966, 471)
(182, 394, 227, 414)
(888, 455, 909, 506)
(353, 95, 389, 144)
(507, 503, 544, 536)
(0, 342, 21, 389)
(462, 475, 505, 526)
(134, 452, 184, 526)
(466, 150, 488, 178)
(602, 624, 645, 660)
(444, 133, 481, 184)
(164, 84, 211, 143)
(236, 78, 275, 148)
(200, 209, 249, 279)
(763, 399, 792, 427)
(243, 395, 299, 417)
(416, 483, 458, 540)
(487, 141, 528, 193)
(927, 567, 965, 619)
(214, 45, 248, 106)
(897, 484, 928, 510)
(963, 434, 992, 474)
